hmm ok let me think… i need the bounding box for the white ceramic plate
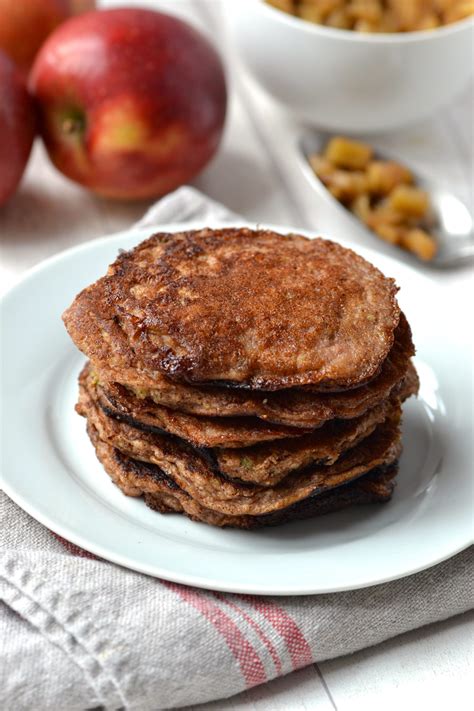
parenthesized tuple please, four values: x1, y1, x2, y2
(1, 221, 472, 595)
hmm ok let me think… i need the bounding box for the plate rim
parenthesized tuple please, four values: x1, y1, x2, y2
(2, 474, 471, 595)
(1, 220, 473, 595)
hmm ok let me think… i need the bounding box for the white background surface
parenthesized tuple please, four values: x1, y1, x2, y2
(0, 0, 473, 708)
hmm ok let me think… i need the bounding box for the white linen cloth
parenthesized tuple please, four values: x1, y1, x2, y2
(1, 187, 472, 711)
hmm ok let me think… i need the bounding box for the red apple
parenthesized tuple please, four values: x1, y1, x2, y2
(0, 0, 95, 76)
(29, 8, 227, 200)
(0, 51, 36, 206)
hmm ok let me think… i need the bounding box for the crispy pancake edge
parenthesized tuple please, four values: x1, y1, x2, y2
(91, 366, 313, 448)
(215, 361, 418, 484)
(90, 360, 417, 487)
(77, 374, 402, 516)
(87, 421, 398, 529)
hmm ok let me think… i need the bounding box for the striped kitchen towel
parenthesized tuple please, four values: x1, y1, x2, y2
(1, 491, 472, 710)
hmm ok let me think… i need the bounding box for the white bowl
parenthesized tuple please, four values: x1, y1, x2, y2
(226, 1, 474, 133)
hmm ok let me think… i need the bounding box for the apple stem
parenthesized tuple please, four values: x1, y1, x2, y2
(61, 112, 86, 136)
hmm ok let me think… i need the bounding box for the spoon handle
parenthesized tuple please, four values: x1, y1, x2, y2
(436, 237, 474, 268)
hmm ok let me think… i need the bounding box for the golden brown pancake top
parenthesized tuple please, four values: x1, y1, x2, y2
(63, 228, 400, 391)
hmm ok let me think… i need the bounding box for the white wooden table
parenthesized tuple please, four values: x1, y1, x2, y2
(1, 1, 472, 708)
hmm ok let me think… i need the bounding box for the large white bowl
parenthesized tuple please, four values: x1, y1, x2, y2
(227, 1, 474, 133)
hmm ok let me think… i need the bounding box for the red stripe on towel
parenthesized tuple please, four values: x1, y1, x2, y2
(212, 592, 282, 676)
(240, 596, 313, 670)
(164, 582, 267, 687)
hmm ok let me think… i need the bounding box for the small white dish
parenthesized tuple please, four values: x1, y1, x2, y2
(1, 221, 472, 594)
(226, 1, 474, 133)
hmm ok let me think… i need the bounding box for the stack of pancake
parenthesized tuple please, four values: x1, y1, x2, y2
(63, 228, 418, 528)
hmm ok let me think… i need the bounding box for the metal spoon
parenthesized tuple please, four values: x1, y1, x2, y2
(298, 131, 474, 269)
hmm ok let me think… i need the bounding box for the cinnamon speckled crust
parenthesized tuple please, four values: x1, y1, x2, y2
(95, 313, 414, 429)
(87, 422, 398, 528)
(77, 374, 402, 517)
(63, 228, 400, 391)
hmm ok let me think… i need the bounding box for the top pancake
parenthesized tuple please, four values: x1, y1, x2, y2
(63, 228, 400, 391)
(92, 312, 414, 429)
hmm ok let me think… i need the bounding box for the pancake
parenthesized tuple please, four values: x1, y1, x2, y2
(77, 375, 402, 516)
(90, 366, 312, 448)
(87, 422, 398, 528)
(93, 312, 414, 429)
(63, 228, 400, 391)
